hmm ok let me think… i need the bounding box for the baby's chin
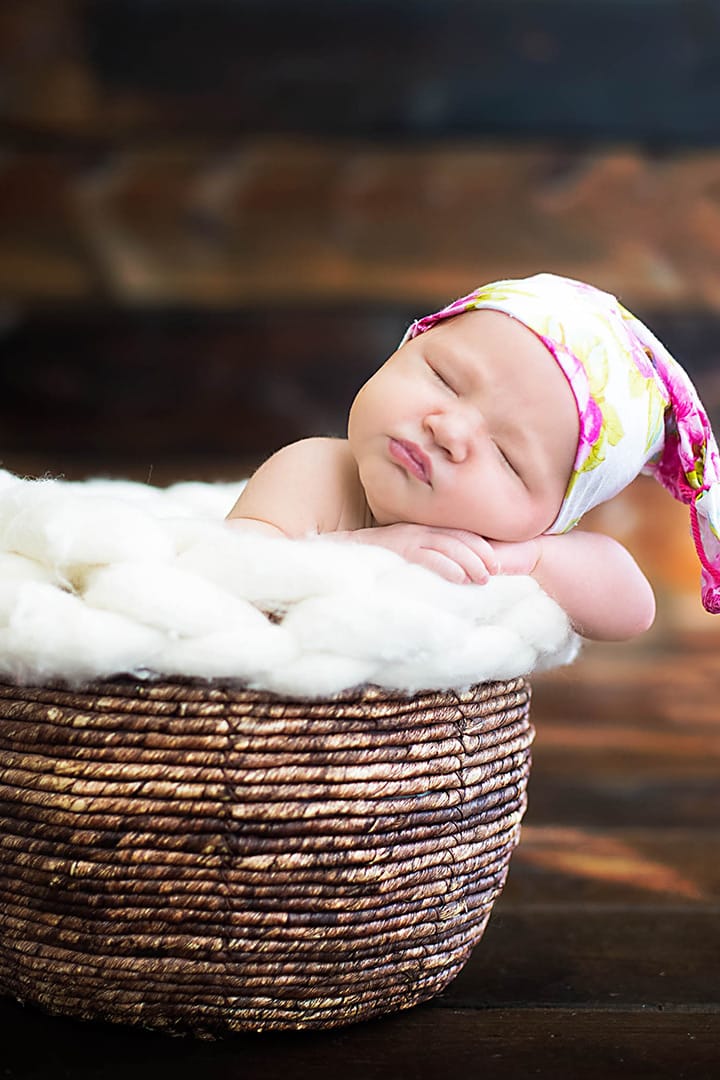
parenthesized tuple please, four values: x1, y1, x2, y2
(365, 505, 400, 528)
(363, 486, 554, 540)
(370, 509, 547, 543)
(360, 486, 402, 528)
(365, 500, 417, 529)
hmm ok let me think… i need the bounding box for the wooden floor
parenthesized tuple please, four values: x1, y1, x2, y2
(1, 473, 719, 1078)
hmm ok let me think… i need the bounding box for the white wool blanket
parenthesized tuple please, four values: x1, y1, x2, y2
(0, 471, 580, 696)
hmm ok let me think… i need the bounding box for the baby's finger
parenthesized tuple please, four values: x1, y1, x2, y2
(415, 548, 473, 585)
(451, 530, 500, 574)
(427, 527, 499, 574)
(421, 538, 492, 585)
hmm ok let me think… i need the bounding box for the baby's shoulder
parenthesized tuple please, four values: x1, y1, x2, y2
(268, 436, 354, 479)
(281, 435, 349, 461)
(250, 437, 368, 533)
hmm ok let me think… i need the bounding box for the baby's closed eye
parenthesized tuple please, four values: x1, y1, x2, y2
(494, 441, 523, 482)
(427, 361, 457, 394)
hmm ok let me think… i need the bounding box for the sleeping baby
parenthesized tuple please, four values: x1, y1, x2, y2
(226, 273, 720, 642)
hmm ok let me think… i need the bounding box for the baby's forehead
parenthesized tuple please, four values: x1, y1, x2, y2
(411, 308, 562, 375)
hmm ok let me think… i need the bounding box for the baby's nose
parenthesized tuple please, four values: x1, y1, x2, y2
(425, 410, 475, 461)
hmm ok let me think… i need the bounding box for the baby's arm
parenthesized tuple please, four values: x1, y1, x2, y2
(490, 531, 656, 641)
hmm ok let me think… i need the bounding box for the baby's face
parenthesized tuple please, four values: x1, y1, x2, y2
(347, 309, 580, 541)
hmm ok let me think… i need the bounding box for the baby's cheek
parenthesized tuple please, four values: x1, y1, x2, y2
(356, 467, 396, 526)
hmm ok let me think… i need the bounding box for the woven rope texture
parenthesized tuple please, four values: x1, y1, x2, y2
(0, 677, 533, 1035)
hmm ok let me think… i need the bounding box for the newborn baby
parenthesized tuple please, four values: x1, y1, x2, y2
(227, 274, 720, 643)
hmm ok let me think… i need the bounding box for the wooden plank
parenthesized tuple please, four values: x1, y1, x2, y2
(0, 308, 396, 458)
(0, 453, 263, 488)
(2, 307, 720, 460)
(1, 995, 719, 1079)
(6, 144, 720, 309)
(443, 907, 720, 1009)
(6, 1, 720, 144)
(524, 634, 720, 827)
(505, 828, 720, 906)
(525, 763, 720, 826)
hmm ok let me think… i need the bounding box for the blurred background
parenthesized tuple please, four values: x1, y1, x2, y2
(2, 0, 720, 639)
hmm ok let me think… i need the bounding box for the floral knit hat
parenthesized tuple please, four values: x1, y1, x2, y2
(402, 273, 720, 614)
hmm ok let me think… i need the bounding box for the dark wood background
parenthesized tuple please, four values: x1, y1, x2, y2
(3, 0, 720, 474)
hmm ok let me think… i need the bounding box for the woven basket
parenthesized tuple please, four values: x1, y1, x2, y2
(0, 675, 533, 1037)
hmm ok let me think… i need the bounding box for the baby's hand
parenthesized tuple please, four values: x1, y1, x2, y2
(337, 523, 500, 585)
(485, 539, 541, 577)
